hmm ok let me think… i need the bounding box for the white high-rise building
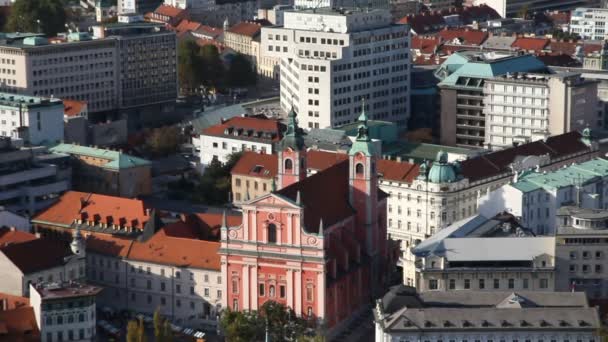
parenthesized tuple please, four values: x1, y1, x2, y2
(261, 8, 411, 130)
(570, 7, 608, 41)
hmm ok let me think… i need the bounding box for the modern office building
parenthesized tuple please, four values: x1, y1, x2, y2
(374, 286, 601, 341)
(555, 206, 608, 300)
(436, 51, 547, 148)
(30, 281, 102, 342)
(479, 156, 608, 235)
(469, 0, 601, 18)
(483, 72, 599, 149)
(570, 7, 608, 41)
(261, 8, 411, 129)
(0, 18, 177, 125)
(0, 93, 64, 145)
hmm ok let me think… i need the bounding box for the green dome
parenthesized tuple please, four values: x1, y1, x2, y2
(428, 151, 457, 184)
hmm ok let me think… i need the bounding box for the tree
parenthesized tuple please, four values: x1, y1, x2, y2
(228, 54, 256, 87)
(178, 39, 203, 92)
(153, 308, 163, 341)
(162, 319, 174, 342)
(6, 0, 66, 36)
(199, 44, 225, 88)
(145, 126, 182, 157)
(126, 318, 147, 342)
(517, 4, 529, 19)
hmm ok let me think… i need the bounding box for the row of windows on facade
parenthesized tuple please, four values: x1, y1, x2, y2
(234, 178, 269, 191)
(230, 298, 315, 317)
(352, 32, 408, 45)
(32, 52, 114, 67)
(297, 49, 338, 59)
(89, 256, 221, 283)
(45, 328, 91, 342)
(211, 141, 268, 153)
(33, 73, 114, 86)
(33, 63, 113, 77)
(232, 279, 314, 300)
(428, 277, 550, 290)
(45, 312, 93, 326)
(128, 292, 217, 314)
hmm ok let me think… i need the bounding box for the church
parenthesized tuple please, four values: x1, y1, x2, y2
(219, 106, 391, 330)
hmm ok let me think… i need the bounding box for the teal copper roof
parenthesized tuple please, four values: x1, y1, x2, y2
(428, 151, 457, 183)
(511, 158, 608, 193)
(50, 143, 151, 170)
(437, 52, 547, 87)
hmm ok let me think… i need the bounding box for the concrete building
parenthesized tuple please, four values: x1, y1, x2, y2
(49, 144, 152, 198)
(478, 156, 608, 235)
(483, 72, 599, 149)
(412, 213, 556, 293)
(0, 139, 70, 215)
(0, 20, 177, 126)
(436, 51, 547, 148)
(469, 0, 601, 18)
(0, 230, 86, 297)
(193, 115, 284, 166)
(570, 7, 608, 41)
(0, 93, 64, 146)
(30, 281, 102, 342)
(163, 0, 257, 27)
(555, 206, 608, 300)
(118, 0, 161, 15)
(374, 286, 601, 341)
(261, 8, 411, 129)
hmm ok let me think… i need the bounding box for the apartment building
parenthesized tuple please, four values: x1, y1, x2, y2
(118, 0, 162, 15)
(30, 281, 101, 342)
(0, 139, 70, 215)
(479, 157, 608, 235)
(412, 214, 556, 293)
(470, 0, 601, 18)
(164, 0, 257, 27)
(483, 72, 599, 149)
(261, 8, 411, 129)
(555, 206, 608, 300)
(0, 93, 64, 145)
(193, 116, 283, 166)
(375, 286, 600, 341)
(0, 20, 177, 121)
(570, 7, 608, 41)
(49, 144, 152, 198)
(437, 51, 547, 148)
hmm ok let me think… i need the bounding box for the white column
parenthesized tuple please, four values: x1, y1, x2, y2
(286, 269, 294, 310)
(251, 265, 258, 310)
(287, 214, 293, 245)
(295, 269, 302, 315)
(316, 270, 325, 318)
(243, 265, 250, 310)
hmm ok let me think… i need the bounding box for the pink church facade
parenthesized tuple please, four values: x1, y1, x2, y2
(219, 108, 390, 330)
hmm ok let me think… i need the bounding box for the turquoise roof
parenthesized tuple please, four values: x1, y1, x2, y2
(511, 158, 608, 193)
(349, 103, 377, 156)
(23, 36, 48, 46)
(428, 151, 457, 184)
(50, 143, 151, 170)
(437, 52, 547, 88)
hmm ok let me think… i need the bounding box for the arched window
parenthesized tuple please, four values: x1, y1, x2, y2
(268, 223, 277, 243)
(355, 163, 364, 175)
(284, 159, 293, 172)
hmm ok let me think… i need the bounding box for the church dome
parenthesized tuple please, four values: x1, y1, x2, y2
(428, 151, 457, 184)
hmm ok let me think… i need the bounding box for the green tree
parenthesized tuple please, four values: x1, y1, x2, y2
(178, 39, 203, 92)
(199, 44, 225, 88)
(228, 54, 256, 87)
(153, 308, 163, 341)
(126, 318, 147, 342)
(6, 0, 66, 36)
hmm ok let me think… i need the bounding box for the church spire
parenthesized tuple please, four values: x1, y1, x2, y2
(281, 105, 305, 151)
(349, 99, 376, 156)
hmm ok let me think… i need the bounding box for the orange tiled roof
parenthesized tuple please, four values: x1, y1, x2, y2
(0, 228, 36, 246)
(227, 22, 263, 37)
(63, 99, 87, 117)
(128, 228, 220, 270)
(1, 239, 72, 274)
(438, 28, 488, 46)
(0, 293, 29, 310)
(84, 232, 133, 258)
(201, 116, 284, 142)
(548, 40, 578, 55)
(0, 306, 40, 342)
(411, 36, 441, 54)
(231, 151, 278, 178)
(377, 159, 420, 183)
(153, 4, 185, 18)
(307, 150, 349, 171)
(511, 37, 549, 52)
(33, 191, 151, 228)
(175, 19, 201, 34)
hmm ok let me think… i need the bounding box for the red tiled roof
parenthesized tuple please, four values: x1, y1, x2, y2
(231, 152, 278, 178)
(175, 19, 201, 34)
(63, 99, 87, 117)
(201, 116, 284, 142)
(227, 22, 263, 37)
(511, 37, 549, 52)
(307, 150, 349, 171)
(84, 232, 133, 258)
(153, 4, 185, 18)
(0, 293, 29, 310)
(398, 12, 445, 34)
(547, 11, 570, 25)
(460, 131, 591, 182)
(194, 212, 242, 241)
(0, 306, 40, 342)
(276, 160, 355, 233)
(548, 40, 578, 55)
(0, 228, 36, 246)
(1, 239, 72, 274)
(438, 28, 488, 45)
(584, 43, 602, 55)
(33, 191, 151, 229)
(397, 5, 499, 34)
(377, 159, 420, 183)
(411, 36, 441, 54)
(537, 53, 580, 67)
(195, 25, 223, 38)
(128, 228, 220, 270)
